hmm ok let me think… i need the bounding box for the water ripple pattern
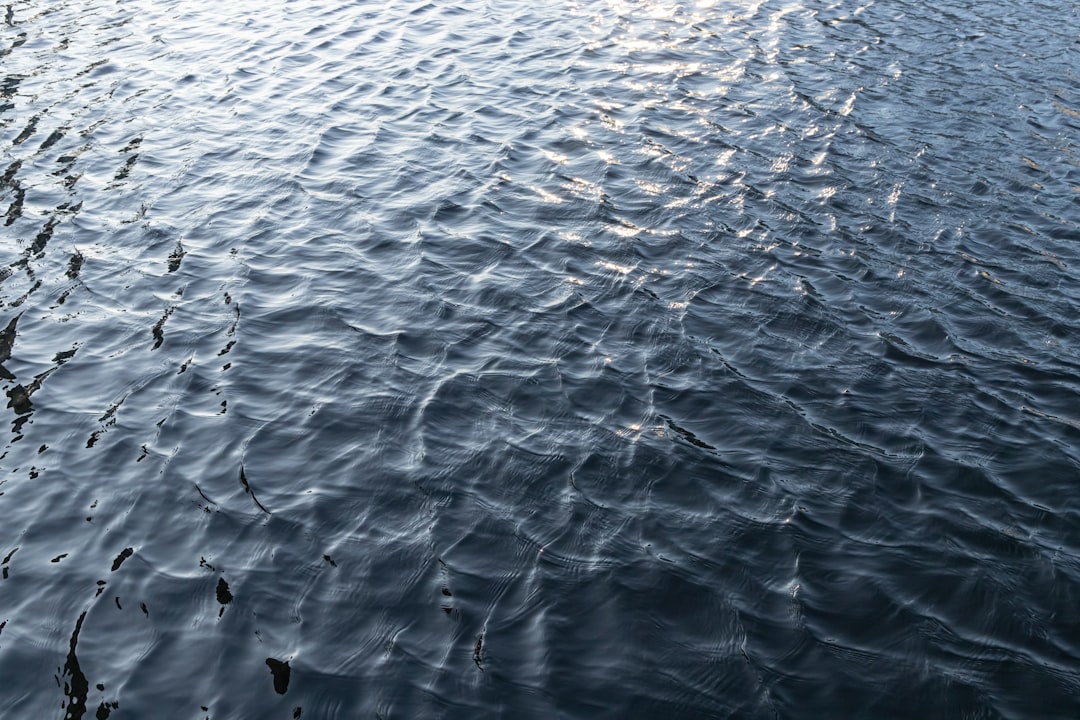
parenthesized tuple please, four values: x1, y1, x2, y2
(1, 0, 1078, 717)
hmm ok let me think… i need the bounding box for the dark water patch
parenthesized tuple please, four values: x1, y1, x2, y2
(266, 658, 291, 695)
(215, 576, 232, 618)
(150, 307, 171, 350)
(65, 249, 83, 279)
(39, 127, 65, 151)
(0, 312, 17, 364)
(11, 113, 38, 145)
(1, 159, 19, 185)
(28, 216, 57, 256)
(0, 27, 24, 55)
(58, 611, 89, 720)
(109, 547, 132, 572)
(4, 183, 24, 225)
(166, 241, 184, 273)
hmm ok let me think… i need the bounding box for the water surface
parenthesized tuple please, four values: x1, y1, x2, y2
(1, 0, 1079, 717)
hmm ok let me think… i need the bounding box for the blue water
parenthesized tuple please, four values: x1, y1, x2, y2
(1, 0, 1079, 717)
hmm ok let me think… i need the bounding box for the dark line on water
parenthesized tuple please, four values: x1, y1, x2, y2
(473, 632, 484, 671)
(239, 465, 271, 514)
(660, 414, 717, 450)
(194, 483, 214, 505)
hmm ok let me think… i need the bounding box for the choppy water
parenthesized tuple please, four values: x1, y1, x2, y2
(1, 0, 1078, 717)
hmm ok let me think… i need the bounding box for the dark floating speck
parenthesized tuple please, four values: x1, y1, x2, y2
(110, 547, 133, 572)
(293, 707, 302, 719)
(265, 658, 290, 695)
(50, 553, 67, 563)
(322, 554, 336, 567)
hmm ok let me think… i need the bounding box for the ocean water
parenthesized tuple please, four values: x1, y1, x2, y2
(1, 0, 1078, 717)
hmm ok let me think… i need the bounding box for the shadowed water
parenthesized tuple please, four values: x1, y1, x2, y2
(1, 0, 1079, 717)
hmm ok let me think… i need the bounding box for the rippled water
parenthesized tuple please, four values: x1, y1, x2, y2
(1, 0, 1079, 717)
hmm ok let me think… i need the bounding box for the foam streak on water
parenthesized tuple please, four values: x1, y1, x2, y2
(1, 0, 1079, 717)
